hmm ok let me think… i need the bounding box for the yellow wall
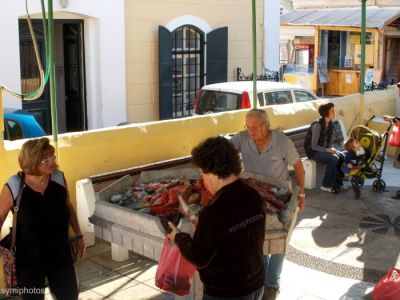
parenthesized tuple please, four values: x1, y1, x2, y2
(125, 0, 264, 122)
(0, 89, 398, 210)
(283, 74, 315, 91)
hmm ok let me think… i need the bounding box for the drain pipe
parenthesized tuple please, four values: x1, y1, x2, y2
(252, 0, 257, 108)
(264, 0, 280, 73)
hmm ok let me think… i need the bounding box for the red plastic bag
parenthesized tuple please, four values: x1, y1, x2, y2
(389, 123, 400, 147)
(371, 268, 400, 300)
(155, 238, 196, 296)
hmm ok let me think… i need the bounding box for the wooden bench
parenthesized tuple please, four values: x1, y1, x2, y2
(283, 119, 347, 189)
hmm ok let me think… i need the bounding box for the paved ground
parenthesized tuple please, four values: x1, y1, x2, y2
(45, 158, 400, 300)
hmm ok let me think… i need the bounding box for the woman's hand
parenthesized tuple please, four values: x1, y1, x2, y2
(75, 238, 86, 259)
(383, 115, 395, 122)
(326, 148, 339, 155)
(166, 221, 181, 242)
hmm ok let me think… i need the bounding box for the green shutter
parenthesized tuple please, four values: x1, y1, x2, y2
(206, 27, 228, 85)
(159, 26, 173, 120)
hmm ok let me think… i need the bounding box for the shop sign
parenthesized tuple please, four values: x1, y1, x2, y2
(365, 68, 374, 86)
(295, 44, 310, 50)
(345, 74, 352, 84)
(345, 56, 353, 68)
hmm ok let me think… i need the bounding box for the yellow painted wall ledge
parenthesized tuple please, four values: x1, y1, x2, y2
(0, 89, 399, 207)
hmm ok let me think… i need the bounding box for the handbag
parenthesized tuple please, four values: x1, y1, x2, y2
(370, 268, 400, 300)
(389, 123, 400, 147)
(0, 175, 24, 293)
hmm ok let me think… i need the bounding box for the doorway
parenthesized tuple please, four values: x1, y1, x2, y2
(384, 37, 400, 83)
(19, 19, 86, 134)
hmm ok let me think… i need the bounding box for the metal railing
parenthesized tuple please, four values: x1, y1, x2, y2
(365, 79, 395, 92)
(236, 67, 281, 82)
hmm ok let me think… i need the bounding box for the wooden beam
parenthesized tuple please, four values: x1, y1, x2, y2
(318, 26, 377, 33)
(374, 31, 380, 69)
(382, 36, 387, 80)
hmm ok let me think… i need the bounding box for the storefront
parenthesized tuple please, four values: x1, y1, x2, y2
(280, 7, 400, 96)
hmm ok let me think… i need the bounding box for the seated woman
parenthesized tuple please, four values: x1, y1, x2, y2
(304, 103, 344, 193)
(167, 136, 266, 300)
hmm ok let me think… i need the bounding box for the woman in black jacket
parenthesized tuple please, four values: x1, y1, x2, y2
(168, 136, 266, 300)
(304, 103, 343, 193)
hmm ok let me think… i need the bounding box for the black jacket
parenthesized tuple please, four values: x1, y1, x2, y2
(175, 179, 266, 297)
(304, 117, 334, 158)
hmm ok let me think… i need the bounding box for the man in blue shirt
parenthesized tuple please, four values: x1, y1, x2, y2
(231, 109, 305, 300)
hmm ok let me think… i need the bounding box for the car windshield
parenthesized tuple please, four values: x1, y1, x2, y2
(195, 91, 241, 114)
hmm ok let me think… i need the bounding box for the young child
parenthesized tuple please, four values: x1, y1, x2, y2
(342, 137, 368, 176)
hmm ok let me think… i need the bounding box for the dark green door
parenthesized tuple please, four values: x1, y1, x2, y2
(19, 20, 51, 133)
(64, 23, 86, 132)
(19, 20, 86, 133)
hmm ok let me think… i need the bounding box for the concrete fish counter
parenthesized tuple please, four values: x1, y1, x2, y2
(89, 167, 298, 261)
(86, 164, 298, 299)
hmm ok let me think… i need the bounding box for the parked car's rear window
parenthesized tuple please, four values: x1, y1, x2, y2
(264, 91, 292, 105)
(294, 90, 317, 102)
(195, 91, 241, 114)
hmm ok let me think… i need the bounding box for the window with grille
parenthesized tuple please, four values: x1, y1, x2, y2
(172, 26, 204, 117)
(20, 40, 43, 94)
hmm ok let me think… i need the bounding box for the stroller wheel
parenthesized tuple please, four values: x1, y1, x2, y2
(378, 180, 386, 192)
(359, 178, 364, 187)
(351, 177, 363, 188)
(354, 188, 361, 199)
(372, 180, 386, 193)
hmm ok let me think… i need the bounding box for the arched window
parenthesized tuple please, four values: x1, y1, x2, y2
(159, 23, 227, 120)
(171, 26, 204, 117)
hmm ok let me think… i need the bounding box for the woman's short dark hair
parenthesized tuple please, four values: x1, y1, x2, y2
(318, 103, 334, 117)
(191, 136, 242, 178)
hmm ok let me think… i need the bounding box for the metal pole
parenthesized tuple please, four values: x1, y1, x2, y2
(359, 0, 366, 124)
(252, 0, 257, 108)
(48, 0, 59, 147)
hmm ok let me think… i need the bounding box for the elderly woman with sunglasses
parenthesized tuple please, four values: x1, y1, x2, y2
(0, 137, 84, 300)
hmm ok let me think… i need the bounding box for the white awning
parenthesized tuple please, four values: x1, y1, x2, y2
(281, 7, 400, 29)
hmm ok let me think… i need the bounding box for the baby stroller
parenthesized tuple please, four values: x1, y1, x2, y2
(348, 117, 393, 199)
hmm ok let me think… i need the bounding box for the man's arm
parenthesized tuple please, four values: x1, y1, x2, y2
(283, 135, 306, 212)
(229, 131, 242, 150)
(293, 159, 305, 212)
